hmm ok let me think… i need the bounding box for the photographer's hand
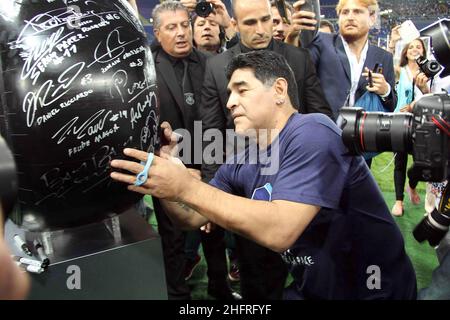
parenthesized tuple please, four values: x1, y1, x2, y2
(415, 72, 431, 94)
(180, 0, 197, 11)
(291, 0, 318, 33)
(400, 101, 415, 113)
(363, 67, 390, 96)
(206, 0, 236, 41)
(208, 0, 231, 27)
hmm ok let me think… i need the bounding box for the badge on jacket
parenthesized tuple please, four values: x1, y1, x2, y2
(185, 93, 195, 106)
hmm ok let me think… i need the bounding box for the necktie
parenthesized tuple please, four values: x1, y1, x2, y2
(182, 59, 195, 107)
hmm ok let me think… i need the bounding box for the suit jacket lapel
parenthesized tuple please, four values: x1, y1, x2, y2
(154, 50, 185, 112)
(335, 35, 351, 82)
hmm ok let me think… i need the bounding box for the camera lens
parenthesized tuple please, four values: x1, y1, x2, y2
(340, 107, 413, 155)
(413, 209, 450, 246)
(195, 1, 213, 18)
(416, 57, 442, 78)
(429, 61, 442, 73)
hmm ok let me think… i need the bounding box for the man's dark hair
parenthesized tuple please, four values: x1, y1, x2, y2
(226, 50, 299, 108)
(191, 13, 226, 49)
(399, 38, 427, 67)
(319, 19, 335, 33)
(270, 0, 294, 14)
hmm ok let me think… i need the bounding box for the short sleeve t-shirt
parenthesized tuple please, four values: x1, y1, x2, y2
(210, 113, 416, 300)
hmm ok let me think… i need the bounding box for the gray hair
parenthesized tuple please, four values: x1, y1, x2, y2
(152, 1, 189, 29)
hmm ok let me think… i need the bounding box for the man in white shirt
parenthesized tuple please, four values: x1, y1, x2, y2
(291, 0, 396, 120)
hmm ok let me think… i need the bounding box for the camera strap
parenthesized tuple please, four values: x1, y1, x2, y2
(431, 115, 450, 137)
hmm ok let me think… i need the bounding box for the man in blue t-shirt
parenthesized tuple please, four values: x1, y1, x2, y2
(110, 50, 417, 299)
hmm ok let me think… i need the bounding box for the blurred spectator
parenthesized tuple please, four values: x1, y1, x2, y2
(294, 0, 397, 167)
(0, 210, 29, 300)
(293, 1, 396, 119)
(319, 19, 335, 33)
(187, 8, 243, 296)
(180, 0, 237, 44)
(151, 1, 204, 300)
(270, 1, 300, 46)
(192, 14, 224, 53)
(390, 38, 430, 216)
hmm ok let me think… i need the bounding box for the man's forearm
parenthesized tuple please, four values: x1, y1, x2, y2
(178, 179, 312, 252)
(160, 199, 208, 230)
(181, 180, 274, 248)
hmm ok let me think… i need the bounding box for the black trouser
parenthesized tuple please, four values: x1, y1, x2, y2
(200, 226, 229, 288)
(235, 235, 288, 299)
(394, 152, 419, 201)
(154, 198, 191, 300)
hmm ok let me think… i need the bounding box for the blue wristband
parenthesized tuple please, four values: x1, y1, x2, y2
(134, 152, 154, 186)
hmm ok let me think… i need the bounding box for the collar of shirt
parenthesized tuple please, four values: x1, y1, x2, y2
(341, 36, 369, 107)
(160, 48, 198, 66)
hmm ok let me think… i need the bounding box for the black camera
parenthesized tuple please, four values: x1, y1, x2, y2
(416, 56, 442, 79)
(195, 0, 214, 18)
(413, 203, 450, 247)
(341, 93, 450, 182)
(340, 93, 450, 246)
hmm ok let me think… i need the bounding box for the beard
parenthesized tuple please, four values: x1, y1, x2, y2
(341, 27, 368, 43)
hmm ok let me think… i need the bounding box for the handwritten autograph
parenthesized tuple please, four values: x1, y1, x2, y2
(88, 27, 139, 68)
(22, 62, 85, 127)
(51, 109, 113, 144)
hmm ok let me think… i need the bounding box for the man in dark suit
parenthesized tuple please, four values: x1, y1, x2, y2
(201, 0, 332, 136)
(292, 0, 396, 120)
(198, 0, 332, 300)
(151, 1, 205, 300)
(151, 1, 239, 300)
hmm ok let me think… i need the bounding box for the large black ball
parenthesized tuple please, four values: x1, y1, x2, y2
(0, 0, 159, 231)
